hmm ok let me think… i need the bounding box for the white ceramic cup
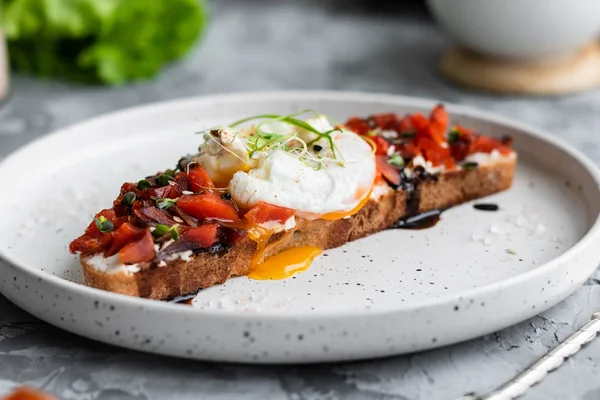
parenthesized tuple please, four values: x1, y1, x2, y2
(426, 0, 600, 61)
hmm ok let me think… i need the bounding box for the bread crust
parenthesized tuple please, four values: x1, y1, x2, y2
(81, 157, 516, 299)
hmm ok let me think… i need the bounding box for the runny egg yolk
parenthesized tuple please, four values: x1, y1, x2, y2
(247, 247, 322, 280)
(246, 185, 373, 280)
(320, 186, 372, 221)
(246, 226, 323, 280)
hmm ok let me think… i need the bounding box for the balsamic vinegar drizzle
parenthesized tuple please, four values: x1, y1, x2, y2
(390, 209, 442, 230)
(473, 203, 499, 211)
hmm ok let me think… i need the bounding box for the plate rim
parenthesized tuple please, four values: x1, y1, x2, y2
(1, 89, 600, 319)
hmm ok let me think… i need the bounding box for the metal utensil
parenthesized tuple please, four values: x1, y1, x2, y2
(457, 312, 600, 400)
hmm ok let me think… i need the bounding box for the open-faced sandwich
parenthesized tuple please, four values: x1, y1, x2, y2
(69, 105, 516, 300)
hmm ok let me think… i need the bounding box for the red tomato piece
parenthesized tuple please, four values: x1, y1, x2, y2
(429, 104, 449, 131)
(244, 201, 296, 225)
(344, 117, 370, 135)
(415, 136, 455, 168)
(399, 116, 413, 134)
(396, 142, 420, 160)
(69, 233, 112, 255)
(177, 192, 240, 222)
(370, 135, 391, 156)
(410, 113, 429, 134)
(472, 136, 513, 155)
(450, 140, 470, 162)
(454, 124, 476, 138)
(188, 166, 215, 192)
(3, 386, 57, 400)
(79, 209, 117, 239)
(118, 230, 155, 264)
(371, 113, 398, 130)
(104, 222, 145, 257)
(428, 105, 449, 146)
(375, 155, 401, 186)
(113, 183, 140, 208)
(180, 224, 219, 248)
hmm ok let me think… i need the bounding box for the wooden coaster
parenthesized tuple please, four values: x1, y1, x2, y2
(441, 42, 600, 95)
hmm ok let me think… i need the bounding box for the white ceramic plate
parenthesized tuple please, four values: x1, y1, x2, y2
(1, 91, 599, 364)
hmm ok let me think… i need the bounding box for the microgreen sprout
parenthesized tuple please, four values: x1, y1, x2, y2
(229, 110, 346, 168)
(156, 173, 173, 186)
(388, 153, 405, 168)
(94, 216, 114, 233)
(462, 162, 478, 170)
(137, 179, 152, 190)
(153, 224, 179, 240)
(121, 192, 137, 206)
(448, 127, 461, 144)
(153, 197, 178, 210)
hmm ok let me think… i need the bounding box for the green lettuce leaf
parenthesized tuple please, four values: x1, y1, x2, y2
(1, 0, 208, 85)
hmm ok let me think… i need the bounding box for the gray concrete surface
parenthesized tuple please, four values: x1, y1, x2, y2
(1, 1, 599, 399)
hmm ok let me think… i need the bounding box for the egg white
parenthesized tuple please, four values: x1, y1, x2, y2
(227, 117, 376, 216)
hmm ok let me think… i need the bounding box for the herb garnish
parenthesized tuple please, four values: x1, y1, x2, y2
(121, 192, 137, 206)
(153, 197, 178, 210)
(138, 179, 152, 190)
(156, 173, 173, 186)
(388, 153, 405, 168)
(229, 110, 346, 168)
(153, 224, 179, 240)
(94, 216, 114, 233)
(448, 127, 461, 144)
(462, 162, 478, 170)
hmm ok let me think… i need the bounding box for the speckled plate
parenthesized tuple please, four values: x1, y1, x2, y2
(1, 91, 600, 364)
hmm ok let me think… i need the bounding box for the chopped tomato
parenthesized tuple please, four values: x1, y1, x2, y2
(450, 139, 470, 162)
(375, 155, 400, 186)
(472, 136, 513, 155)
(415, 136, 455, 168)
(428, 104, 449, 145)
(113, 183, 140, 207)
(371, 113, 397, 130)
(396, 142, 420, 160)
(118, 230, 155, 264)
(3, 386, 57, 400)
(429, 104, 449, 130)
(370, 135, 391, 156)
(344, 117, 369, 135)
(454, 124, 476, 138)
(399, 116, 413, 133)
(177, 192, 240, 222)
(245, 201, 296, 225)
(79, 209, 116, 240)
(449, 124, 478, 161)
(69, 232, 112, 255)
(188, 166, 215, 192)
(180, 224, 219, 248)
(105, 222, 145, 257)
(88, 208, 128, 233)
(410, 113, 429, 134)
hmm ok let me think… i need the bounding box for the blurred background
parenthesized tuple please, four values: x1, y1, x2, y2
(1, 0, 600, 162)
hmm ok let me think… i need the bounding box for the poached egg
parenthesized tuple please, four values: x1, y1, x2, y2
(194, 115, 377, 219)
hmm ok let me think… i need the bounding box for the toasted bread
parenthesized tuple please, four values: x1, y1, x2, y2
(81, 156, 516, 300)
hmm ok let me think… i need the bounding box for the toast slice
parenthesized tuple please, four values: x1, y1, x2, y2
(70, 106, 517, 300)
